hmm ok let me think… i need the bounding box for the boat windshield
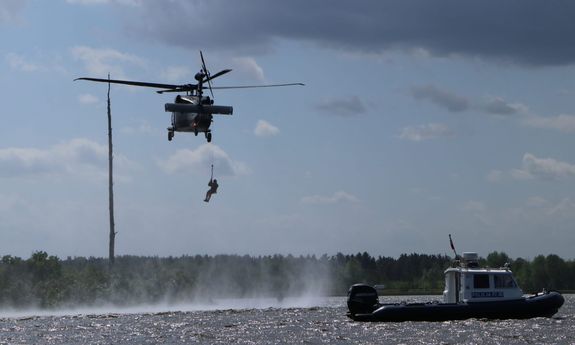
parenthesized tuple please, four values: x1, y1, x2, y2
(494, 274, 517, 288)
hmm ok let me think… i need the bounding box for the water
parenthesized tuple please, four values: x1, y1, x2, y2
(0, 295, 573, 344)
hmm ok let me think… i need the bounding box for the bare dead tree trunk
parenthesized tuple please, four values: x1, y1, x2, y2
(107, 74, 116, 266)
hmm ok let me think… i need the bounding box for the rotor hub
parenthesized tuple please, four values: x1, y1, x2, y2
(195, 72, 205, 82)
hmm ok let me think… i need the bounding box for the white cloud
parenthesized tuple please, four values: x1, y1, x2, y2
(315, 96, 367, 117)
(545, 198, 575, 217)
(524, 114, 575, 133)
(520, 196, 575, 219)
(121, 121, 155, 135)
(0, 0, 26, 24)
(461, 200, 485, 212)
(230, 57, 265, 82)
(481, 96, 527, 115)
(410, 84, 469, 112)
(0, 139, 133, 181)
(525, 196, 549, 208)
(159, 144, 250, 177)
(254, 120, 279, 137)
(66, 0, 108, 4)
(399, 123, 452, 142)
(5, 53, 38, 72)
(5, 51, 67, 74)
(71, 46, 145, 78)
(66, 0, 140, 5)
(486, 170, 503, 183)
(509, 168, 534, 181)
(160, 65, 192, 82)
(513, 153, 575, 180)
(78, 93, 99, 104)
(489, 153, 575, 182)
(301, 191, 360, 205)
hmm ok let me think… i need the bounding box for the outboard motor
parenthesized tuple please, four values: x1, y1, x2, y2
(347, 284, 379, 316)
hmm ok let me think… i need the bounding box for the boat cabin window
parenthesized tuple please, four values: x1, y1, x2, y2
(494, 274, 517, 288)
(473, 274, 490, 289)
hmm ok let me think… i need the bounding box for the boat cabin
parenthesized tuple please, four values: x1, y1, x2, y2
(443, 252, 523, 304)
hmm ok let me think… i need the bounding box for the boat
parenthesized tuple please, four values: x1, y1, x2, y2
(347, 252, 564, 322)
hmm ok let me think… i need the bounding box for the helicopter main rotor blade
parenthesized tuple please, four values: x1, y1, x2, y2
(200, 51, 208, 72)
(211, 83, 305, 90)
(204, 69, 232, 83)
(75, 77, 191, 90)
(157, 82, 304, 93)
(199, 50, 214, 98)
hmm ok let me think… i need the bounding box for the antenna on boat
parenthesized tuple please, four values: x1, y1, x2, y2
(449, 234, 459, 259)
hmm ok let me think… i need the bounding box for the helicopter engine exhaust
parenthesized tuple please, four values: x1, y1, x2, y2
(165, 103, 233, 115)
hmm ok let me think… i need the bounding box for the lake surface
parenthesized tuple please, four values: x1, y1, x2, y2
(0, 295, 573, 344)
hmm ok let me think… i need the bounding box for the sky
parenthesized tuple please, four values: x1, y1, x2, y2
(1, 0, 575, 260)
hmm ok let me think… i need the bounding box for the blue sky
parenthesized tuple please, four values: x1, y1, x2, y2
(1, 0, 575, 259)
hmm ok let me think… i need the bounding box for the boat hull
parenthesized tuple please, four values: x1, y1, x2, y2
(349, 291, 564, 322)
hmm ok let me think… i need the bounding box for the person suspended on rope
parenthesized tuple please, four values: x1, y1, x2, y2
(204, 164, 219, 202)
(204, 179, 218, 202)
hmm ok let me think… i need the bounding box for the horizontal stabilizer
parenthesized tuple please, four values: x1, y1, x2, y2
(164, 103, 233, 115)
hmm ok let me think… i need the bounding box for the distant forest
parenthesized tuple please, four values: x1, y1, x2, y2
(0, 251, 574, 309)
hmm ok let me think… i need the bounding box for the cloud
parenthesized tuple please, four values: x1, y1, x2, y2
(5, 53, 38, 72)
(461, 200, 485, 212)
(78, 93, 100, 104)
(300, 191, 360, 205)
(512, 153, 575, 180)
(66, 0, 109, 4)
(120, 120, 156, 136)
(254, 120, 279, 137)
(120, 121, 155, 135)
(488, 153, 575, 182)
(410, 84, 469, 112)
(5, 51, 67, 74)
(159, 144, 250, 177)
(71, 46, 145, 78)
(0, 0, 26, 24)
(117, 1, 575, 66)
(524, 114, 575, 133)
(544, 198, 575, 217)
(399, 123, 452, 142)
(486, 170, 503, 183)
(520, 197, 575, 220)
(315, 96, 367, 117)
(0, 139, 132, 181)
(66, 0, 140, 5)
(480, 97, 526, 116)
(459, 200, 492, 227)
(160, 65, 192, 82)
(230, 57, 265, 82)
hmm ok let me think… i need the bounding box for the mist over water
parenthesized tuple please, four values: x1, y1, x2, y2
(0, 295, 329, 319)
(1, 296, 573, 345)
(0, 253, 334, 319)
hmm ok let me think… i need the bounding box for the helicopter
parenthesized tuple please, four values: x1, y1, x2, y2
(75, 52, 304, 142)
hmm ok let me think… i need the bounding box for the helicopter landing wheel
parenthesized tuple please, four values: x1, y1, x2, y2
(168, 131, 174, 141)
(206, 132, 212, 143)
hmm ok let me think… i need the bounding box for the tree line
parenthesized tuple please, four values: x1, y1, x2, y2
(0, 251, 573, 309)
